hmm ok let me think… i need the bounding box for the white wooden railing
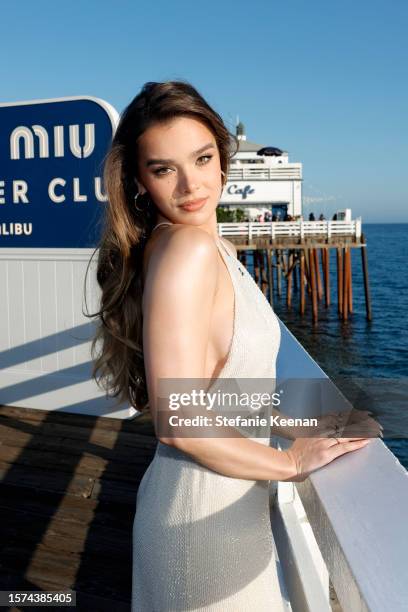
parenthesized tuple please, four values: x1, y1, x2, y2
(0, 248, 132, 418)
(271, 322, 408, 611)
(227, 165, 302, 181)
(218, 219, 362, 240)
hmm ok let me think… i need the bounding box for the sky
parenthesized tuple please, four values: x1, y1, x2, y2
(1, 0, 407, 222)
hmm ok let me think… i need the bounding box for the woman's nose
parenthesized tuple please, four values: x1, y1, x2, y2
(178, 169, 200, 193)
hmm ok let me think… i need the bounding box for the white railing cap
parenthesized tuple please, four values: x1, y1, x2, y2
(275, 320, 408, 611)
(296, 440, 408, 611)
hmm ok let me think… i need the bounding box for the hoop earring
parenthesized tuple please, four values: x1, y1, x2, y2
(134, 192, 145, 212)
(221, 170, 226, 176)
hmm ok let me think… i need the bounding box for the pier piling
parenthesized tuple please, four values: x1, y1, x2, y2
(286, 251, 293, 308)
(337, 247, 343, 317)
(267, 248, 274, 307)
(300, 251, 306, 315)
(360, 233, 372, 321)
(342, 247, 349, 321)
(309, 249, 319, 323)
(218, 220, 372, 323)
(276, 250, 282, 297)
(314, 248, 323, 301)
(322, 248, 331, 307)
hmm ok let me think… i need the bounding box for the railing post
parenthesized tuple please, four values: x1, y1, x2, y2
(248, 222, 253, 241)
(300, 221, 304, 240)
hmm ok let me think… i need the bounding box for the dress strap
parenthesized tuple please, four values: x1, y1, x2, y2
(216, 237, 233, 258)
(152, 221, 173, 232)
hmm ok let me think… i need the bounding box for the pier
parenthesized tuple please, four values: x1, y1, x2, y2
(217, 219, 372, 323)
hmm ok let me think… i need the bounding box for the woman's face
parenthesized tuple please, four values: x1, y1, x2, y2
(135, 116, 223, 225)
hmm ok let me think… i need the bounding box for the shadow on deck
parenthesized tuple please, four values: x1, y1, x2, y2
(0, 405, 156, 611)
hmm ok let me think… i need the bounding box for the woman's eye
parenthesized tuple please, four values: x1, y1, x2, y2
(152, 155, 213, 177)
(153, 166, 171, 176)
(197, 154, 213, 164)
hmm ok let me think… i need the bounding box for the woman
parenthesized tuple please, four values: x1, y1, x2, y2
(90, 81, 375, 611)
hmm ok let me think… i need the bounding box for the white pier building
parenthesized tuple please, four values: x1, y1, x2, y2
(220, 121, 302, 220)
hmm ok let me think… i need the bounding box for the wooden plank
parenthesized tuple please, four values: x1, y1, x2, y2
(0, 405, 157, 607)
(0, 448, 153, 485)
(0, 462, 95, 498)
(0, 429, 156, 460)
(0, 545, 131, 603)
(0, 572, 130, 612)
(0, 510, 131, 557)
(0, 482, 134, 526)
(0, 462, 147, 504)
(0, 418, 157, 449)
(0, 405, 156, 436)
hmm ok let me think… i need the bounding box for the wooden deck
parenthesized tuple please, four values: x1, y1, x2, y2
(0, 404, 156, 611)
(0, 405, 343, 611)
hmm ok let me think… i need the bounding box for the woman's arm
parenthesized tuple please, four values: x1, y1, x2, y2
(142, 225, 296, 482)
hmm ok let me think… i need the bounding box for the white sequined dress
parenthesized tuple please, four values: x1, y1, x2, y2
(132, 232, 284, 611)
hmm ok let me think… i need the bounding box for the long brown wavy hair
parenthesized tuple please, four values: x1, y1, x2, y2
(85, 80, 239, 414)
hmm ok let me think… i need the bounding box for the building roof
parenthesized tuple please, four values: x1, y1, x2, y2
(236, 138, 265, 152)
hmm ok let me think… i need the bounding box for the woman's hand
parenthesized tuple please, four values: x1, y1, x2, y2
(274, 408, 383, 441)
(283, 436, 374, 482)
(316, 409, 383, 437)
(320, 409, 383, 442)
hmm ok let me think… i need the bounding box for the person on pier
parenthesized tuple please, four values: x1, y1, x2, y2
(89, 80, 376, 611)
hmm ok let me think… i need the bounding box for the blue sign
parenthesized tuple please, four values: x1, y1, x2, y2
(0, 96, 118, 248)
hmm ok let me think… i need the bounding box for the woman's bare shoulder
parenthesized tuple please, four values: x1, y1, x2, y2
(146, 224, 217, 264)
(142, 225, 219, 297)
(159, 223, 217, 248)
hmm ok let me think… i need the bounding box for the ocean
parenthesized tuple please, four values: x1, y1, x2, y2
(247, 223, 408, 469)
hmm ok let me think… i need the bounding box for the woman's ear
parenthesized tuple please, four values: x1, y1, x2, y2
(135, 178, 146, 195)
